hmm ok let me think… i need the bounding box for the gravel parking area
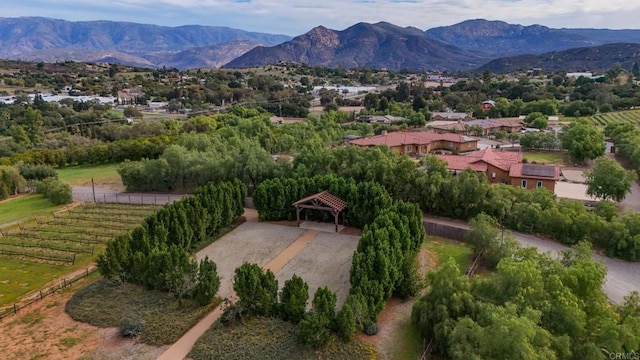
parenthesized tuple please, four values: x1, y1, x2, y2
(196, 222, 307, 298)
(275, 232, 360, 308)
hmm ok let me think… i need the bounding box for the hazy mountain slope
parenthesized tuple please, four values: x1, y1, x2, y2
(478, 43, 640, 73)
(425, 19, 597, 57)
(0, 17, 290, 57)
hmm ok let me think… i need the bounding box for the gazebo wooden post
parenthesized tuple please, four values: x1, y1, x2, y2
(334, 210, 338, 233)
(296, 206, 301, 228)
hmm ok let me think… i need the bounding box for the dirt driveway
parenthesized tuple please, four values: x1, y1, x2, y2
(275, 232, 360, 308)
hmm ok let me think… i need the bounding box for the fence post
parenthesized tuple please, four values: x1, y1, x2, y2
(86, 268, 89, 278)
(40, 291, 43, 300)
(154, 195, 157, 205)
(141, 195, 144, 205)
(103, 193, 106, 203)
(13, 304, 17, 314)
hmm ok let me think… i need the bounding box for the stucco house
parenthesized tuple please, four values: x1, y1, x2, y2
(349, 130, 478, 156)
(437, 149, 560, 191)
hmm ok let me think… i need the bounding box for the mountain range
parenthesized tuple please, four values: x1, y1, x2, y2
(1, 17, 640, 72)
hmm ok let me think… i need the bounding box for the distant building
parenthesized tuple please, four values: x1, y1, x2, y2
(349, 130, 478, 155)
(431, 118, 522, 136)
(431, 112, 474, 122)
(481, 100, 496, 110)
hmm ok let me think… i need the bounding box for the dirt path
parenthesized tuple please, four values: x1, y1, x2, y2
(156, 213, 320, 360)
(358, 243, 437, 360)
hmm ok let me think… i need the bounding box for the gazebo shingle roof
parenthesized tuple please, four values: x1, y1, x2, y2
(292, 191, 347, 212)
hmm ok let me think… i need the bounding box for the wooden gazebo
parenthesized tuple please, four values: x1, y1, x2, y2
(292, 191, 347, 233)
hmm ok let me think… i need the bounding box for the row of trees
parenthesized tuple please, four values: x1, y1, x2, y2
(412, 239, 640, 359)
(227, 263, 356, 348)
(0, 135, 175, 167)
(253, 175, 426, 342)
(97, 180, 246, 305)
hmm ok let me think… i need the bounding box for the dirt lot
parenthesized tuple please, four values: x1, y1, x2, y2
(195, 221, 307, 298)
(0, 280, 166, 360)
(275, 232, 360, 308)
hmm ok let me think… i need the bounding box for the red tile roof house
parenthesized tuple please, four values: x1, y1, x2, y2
(349, 130, 478, 156)
(431, 118, 523, 136)
(437, 149, 560, 191)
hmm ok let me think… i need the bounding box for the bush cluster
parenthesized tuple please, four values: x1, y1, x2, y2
(33, 177, 72, 205)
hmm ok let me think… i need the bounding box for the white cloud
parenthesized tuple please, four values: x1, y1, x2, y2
(4, 0, 640, 34)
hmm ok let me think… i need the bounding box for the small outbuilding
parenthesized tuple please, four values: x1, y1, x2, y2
(292, 191, 347, 233)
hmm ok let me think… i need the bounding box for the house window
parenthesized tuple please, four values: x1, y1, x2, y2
(521, 180, 527, 188)
(537, 181, 543, 188)
(406, 145, 412, 153)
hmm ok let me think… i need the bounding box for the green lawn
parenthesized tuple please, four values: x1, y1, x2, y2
(425, 235, 473, 271)
(57, 164, 122, 189)
(523, 152, 571, 166)
(0, 194, 62, 226)
(0, 259, 73, 306)
(389, 316, 422, 360)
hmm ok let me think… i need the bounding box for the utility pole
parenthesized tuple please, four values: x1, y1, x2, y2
(91, 178, 96, 203)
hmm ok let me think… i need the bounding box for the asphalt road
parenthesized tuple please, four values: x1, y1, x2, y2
(424, 215, 640, 305)
(72, 186, 185, 205)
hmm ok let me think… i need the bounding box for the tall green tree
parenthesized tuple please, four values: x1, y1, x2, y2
(279, 274, 309, 323)
(233, 262, 278, 316)
(560, 121, 605, 162)
(585, 156, 637, 202)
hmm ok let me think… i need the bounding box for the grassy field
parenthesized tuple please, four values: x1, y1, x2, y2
(523, 151, 571, 166)
(66, 279, 220, 346)
(425, 235, 473, 272)
(0, 203, 158, 309)
(0, 260, 74, 306)
(0, 194, 62, 225)
(189, 317, 376, 360)
(57, 164, 122, 189)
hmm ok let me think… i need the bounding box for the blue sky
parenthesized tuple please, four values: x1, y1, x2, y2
(5, 0, 640, 35)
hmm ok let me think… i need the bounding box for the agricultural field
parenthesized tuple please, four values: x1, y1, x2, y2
(0, 203, 158, 309)
(576, 110, 640, 127)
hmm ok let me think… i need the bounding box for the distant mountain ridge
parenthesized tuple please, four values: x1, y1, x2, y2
(1, 17, 640, 72)
(479, 43, 640, 73)
(225, 22, 490, 71)
(424, 19, 599, 57)
(0, 17, 291, 69)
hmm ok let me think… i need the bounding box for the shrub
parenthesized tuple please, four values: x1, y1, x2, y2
(192, 257, 221, 306)
(297, 312, 332, 349)
(33, 177, 72, 205)
(120, 318, 143, 338)
(364, 322, 379, 336)
(15, 162, 57, 180)
(279, 274, 309, 323)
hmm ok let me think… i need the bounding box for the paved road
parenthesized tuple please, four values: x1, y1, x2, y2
(72, 186, 185, 205)
(424, 215, 640, 304)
